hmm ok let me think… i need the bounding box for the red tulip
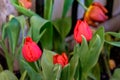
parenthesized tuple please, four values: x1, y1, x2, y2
(19, 0, 32, 9)
(53, 52, 68, 68)
(84, 2, 108, 27)
(22, 36, 42, 62)
(74, 20, 92, 43)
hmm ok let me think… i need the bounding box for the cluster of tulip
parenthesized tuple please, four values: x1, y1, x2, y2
(21, 0, 108, 68)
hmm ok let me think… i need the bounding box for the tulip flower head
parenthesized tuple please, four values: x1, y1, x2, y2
(53, 52, 68, 68)
(84, 2, 108, 27)
(22, 36, 42, 62)
(74, 20, 92, 43)
(19, 0, 32, 9)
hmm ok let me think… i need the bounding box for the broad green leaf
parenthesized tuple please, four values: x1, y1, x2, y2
(52, 64, 62, 80)
(69, 54, 79, 80)
(20, 70, 27, 80)
(79, 36, 89, 65)
(52, 17, 71, 39)
(0, 70, 18, 80)
(15, 16, 26, 45)
(30, 16, 53, 49)
(110, 68, 120, 80)
(60, 64, 70, 80)
(1, 24, 8, 40)
(6, 18, 21, 54)
(0, 40, 14, 71)
(15, 16, 26, 32)
(89, 63, 100, 80)
(106, 32, 120, 38)
(90, 27, 104, 46)
(10, 0, 37, 17)
(41, 49, 55, 80)
(83, 35, 101, 73)
(62, 0, 74, 17)
(74, 59, 82, 80)
(105, 41, 120, 47)
(85, 0, 93, 7)
(53, 29, 66, 53)
(20, 60, 41, 80)
(44, 0, 54, 20)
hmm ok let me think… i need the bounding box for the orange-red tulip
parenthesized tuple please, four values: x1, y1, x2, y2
(74, 20, 92, 43)
(53, 52, 68, 68)
(22, 36, 42, 62)
(19, 0, 32, 9)
(84, 2, 108, 27)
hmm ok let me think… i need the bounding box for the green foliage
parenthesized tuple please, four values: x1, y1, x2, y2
(6, 18, 21, 54)
(60, 64, 70, 80)
(74, 27, 104, 79)
(105, 32, 120, 47)
(0, 70, 18, 80)
(20, 70, 27, 80)
(26, 15, 53, 49)
(110, 68, 120, 80)
(11, 0, 36, 17)
(69, 52, 79, 80)
(41, 49, 62, 80)
(85, 0, 93, 7)
(0, 64, 3, 73)
(44, 0, 54, 20)
(20, 60, 42, 80)
(52, 17, 71, 52)
(53, 17, 71, 39)
(1, 0, 120, 80)
(62, 0, 74, 17)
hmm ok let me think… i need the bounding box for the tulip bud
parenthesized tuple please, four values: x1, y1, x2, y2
(74, 20, 92, 43)
(22, 36, 42, 62)
(84, 2, 108, 27)
(109, 59, 116, 70)
(19, 0, 32, 9)
(53, 52, 68, 68)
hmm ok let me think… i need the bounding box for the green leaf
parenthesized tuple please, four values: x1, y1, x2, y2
(41, 49, 55, 80)
(90, 27, 104, 46)
(74, 59, 82, 80)
(60, 64, 70, 80)
(69, 53, 79, 80)
(85, 0, 93, 7)
(110, 68, 120, 80)
(0, 70, 18, 80)
(106, 32, 120, 38)
(80, 27, 104, 76)
(20, 70, 27, 80)
(1, 24, 8, 40)
(52, 17, 71, 39)
(20, 60, 41, 80)
(0, 64, 3, 73)
(62, 0, 74, 17)
(6, 18, 21, 54)
(84, 35, 101, 73)
(15, 16, 26, 31)
(53, 29, 66, 53)
(105, 41, 120, 47)
(0, 40, 14, 71)
(44, 0, 54, 20)
(10, 0, 37, 17)
(53, 64, 62, 80)
(30, 16, 53, 49)
(89, 63, 100, 80)
(78, 35, 89, 65)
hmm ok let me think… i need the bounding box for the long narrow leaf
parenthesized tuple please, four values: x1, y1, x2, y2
(44, 0, 54, 20)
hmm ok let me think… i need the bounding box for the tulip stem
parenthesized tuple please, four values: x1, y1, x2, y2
(34, 61, 40, 72)
(77, 0, 88, 11)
